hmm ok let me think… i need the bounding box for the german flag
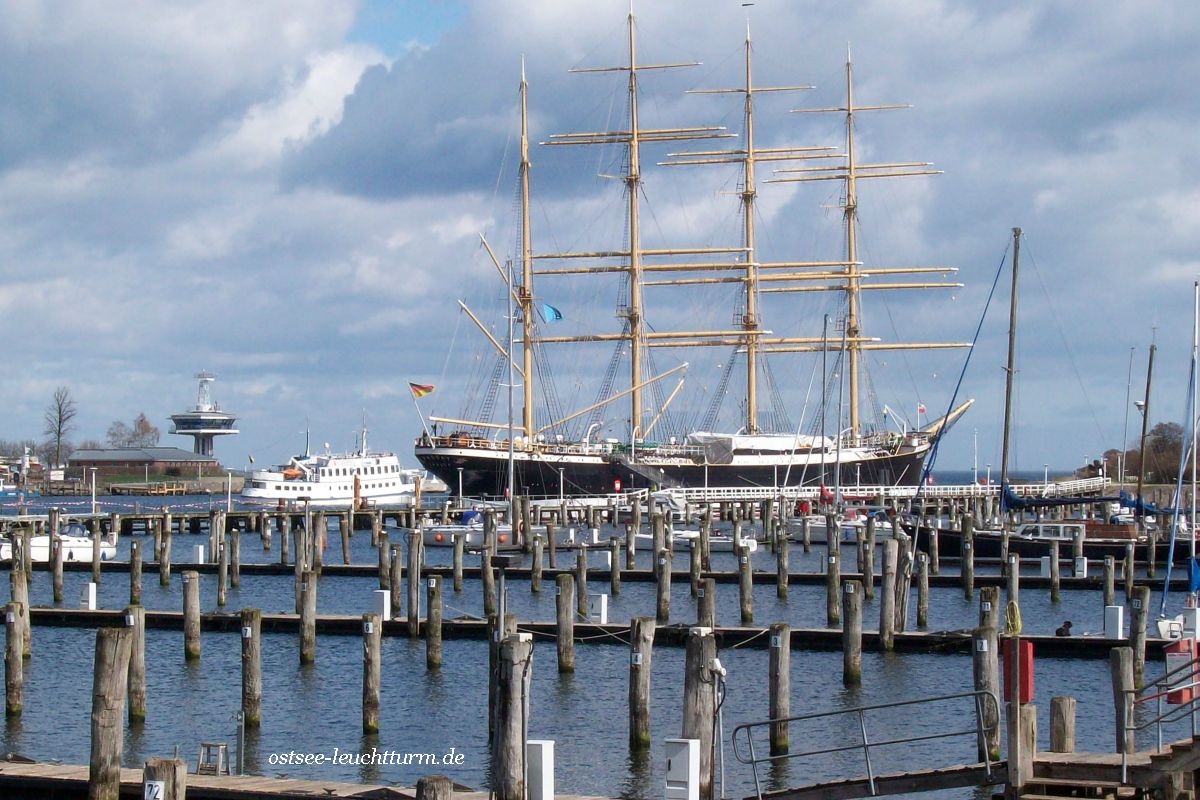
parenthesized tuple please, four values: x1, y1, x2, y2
(409, 382, 435, 398)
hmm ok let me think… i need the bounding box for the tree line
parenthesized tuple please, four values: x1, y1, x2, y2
(0, 386, 161, 468)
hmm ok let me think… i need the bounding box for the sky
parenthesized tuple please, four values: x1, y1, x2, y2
(1, 0, 1198, 476)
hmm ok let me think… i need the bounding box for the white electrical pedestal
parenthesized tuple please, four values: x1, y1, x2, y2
(1104, 605, 1125, 639)
(665, 738, 700, 800)
(373, 590, 390, 621)
(588, 593, 609, 624)
(527, 740, 554, 800)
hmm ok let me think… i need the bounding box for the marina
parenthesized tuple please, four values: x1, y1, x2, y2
(2, 2, 1198, 800)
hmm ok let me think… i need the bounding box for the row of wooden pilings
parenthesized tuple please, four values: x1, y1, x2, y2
(2, 506, 1163, 800)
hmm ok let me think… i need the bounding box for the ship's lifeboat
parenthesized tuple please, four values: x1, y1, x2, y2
(281, 468, 303, 480)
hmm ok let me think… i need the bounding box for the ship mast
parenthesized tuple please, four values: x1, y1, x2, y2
(539, 10, 728, 439)
(519, 60, 534, 439)
(662, 26, 816, 434)
(770, 52, 962, 441)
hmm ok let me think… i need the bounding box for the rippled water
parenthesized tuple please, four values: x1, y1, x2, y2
(0, 495, 1188, 798)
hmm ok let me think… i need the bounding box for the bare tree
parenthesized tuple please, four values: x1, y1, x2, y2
(43, 386, 77, 467)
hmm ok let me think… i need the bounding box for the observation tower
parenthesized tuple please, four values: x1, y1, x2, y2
(169, 372, 238, 457)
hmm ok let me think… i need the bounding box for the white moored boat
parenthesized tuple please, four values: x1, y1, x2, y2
(0, 522, 117, 563)
(241, 428, 422, 508)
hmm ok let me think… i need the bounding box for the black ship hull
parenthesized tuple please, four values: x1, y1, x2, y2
(416, 436, 931, 497)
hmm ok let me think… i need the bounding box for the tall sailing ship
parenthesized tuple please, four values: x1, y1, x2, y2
(415, 12, 972, 497)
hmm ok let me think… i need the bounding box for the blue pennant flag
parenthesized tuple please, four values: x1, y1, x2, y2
(1190, 558, 1200, 594)
(541, 302, 563, 322)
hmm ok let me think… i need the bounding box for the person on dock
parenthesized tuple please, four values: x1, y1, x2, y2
(1055, 620, 1072, 637)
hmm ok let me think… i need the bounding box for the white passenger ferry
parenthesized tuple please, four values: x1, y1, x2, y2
(241, 429, 422, 508)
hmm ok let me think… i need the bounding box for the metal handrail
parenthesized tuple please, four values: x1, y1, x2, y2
(1121, 651, 1200, 782)
(730, 689, 1001, 799)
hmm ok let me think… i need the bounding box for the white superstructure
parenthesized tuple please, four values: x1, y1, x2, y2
(241, 429, 421, 508)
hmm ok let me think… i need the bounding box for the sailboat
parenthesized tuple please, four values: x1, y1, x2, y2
(414, 12, 972, 497)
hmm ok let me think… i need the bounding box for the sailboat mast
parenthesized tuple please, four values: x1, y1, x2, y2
(999, 227, 1020, 491)
(843, 55, 862, 441)
(625, 11, 646, 440)
(519, 63, 535, 439)
(741, 29, 760, 434)
(1135, 343, 1155, 529)
(1192, 281, 1197, 561)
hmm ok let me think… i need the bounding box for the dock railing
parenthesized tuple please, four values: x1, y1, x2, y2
(731, 689, 1001, 799)
(1122, 650, 1200, 782)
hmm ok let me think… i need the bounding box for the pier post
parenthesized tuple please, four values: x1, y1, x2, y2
(1049, 541, 1061, 603)
(1049, 696, 1076, 753)
(927, 516, 940, 575)
(1131, 585, 1150, 687)
(610, 537, 621, 595)
(160, 512, 173, 585)
(88, 627, 132, 800)
(482, 520, 497, 617)
(453, 533, 464, 592)
(576, 548, 589, 619)
(10, 553, 30, 657)
(388, 544, 403, 620)
(775, 526, 790, 602)
(738, 545, 753, 624)
(556, 574, 575, 672)
(980, 586, 1001, 630)
(917, 553, 929, 628)
(416, 775, 453, 800)
(1006, 554, 1020, 612)
(999, 529, 1010, 574)
(371, 511, 382, 548)
(624, 523, 635, 570)
(5, 602, 22, 716)
(427, 575, 443, 669)
(651, 512, 665, 556)
(656, 548, 672, 624)
(377, 535, 390, 590)
(216, 538, 228, 607)
(879, 540, 897, 651)
(689, 536, 701, 596)
(130, 540, 142, 606)
(91, 518, 102, 584)
(52, 535, 64, 602)
(230, 530, 241, 589)
(700, 510, 712, 570)
(843, 581, 862, 686)
(972, 625, 1000, 761)
(864, 515, 876, 599)
(531, 537, 544, 593)
(143, 758, 186, 800)
(340, 513, 351, 565)
(362, 612, 381, 734)
(629, 616, 656, 748)
(1110, 647, 1134, 753)
(895, 533, 913, 632)
(125, 605, 145, 723)
(961, 517, 974, 599)
(826, 549, 840, 627)
(769, 623, 791, 755)
(407, 531, 422, 638)
(278, 520, 288, 567)
(1103, 555, 1116, 608)
(488, 613, 518, 737)
(300, 570, 317, 664)
(182, 571, 200, 661)
(1072, 526, 1085, 563)
(547, 522, 558, 569)
(682, 627, 717, 800)
(801, 515, 811, 553)
(698, 578, 716, 628)
(495, 633, 533, 800)
(241, 608, 261, 727)
(1124, 543, 1135, 600)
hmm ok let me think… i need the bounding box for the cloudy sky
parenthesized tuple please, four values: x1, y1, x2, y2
(2, 0, 1197, 477)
